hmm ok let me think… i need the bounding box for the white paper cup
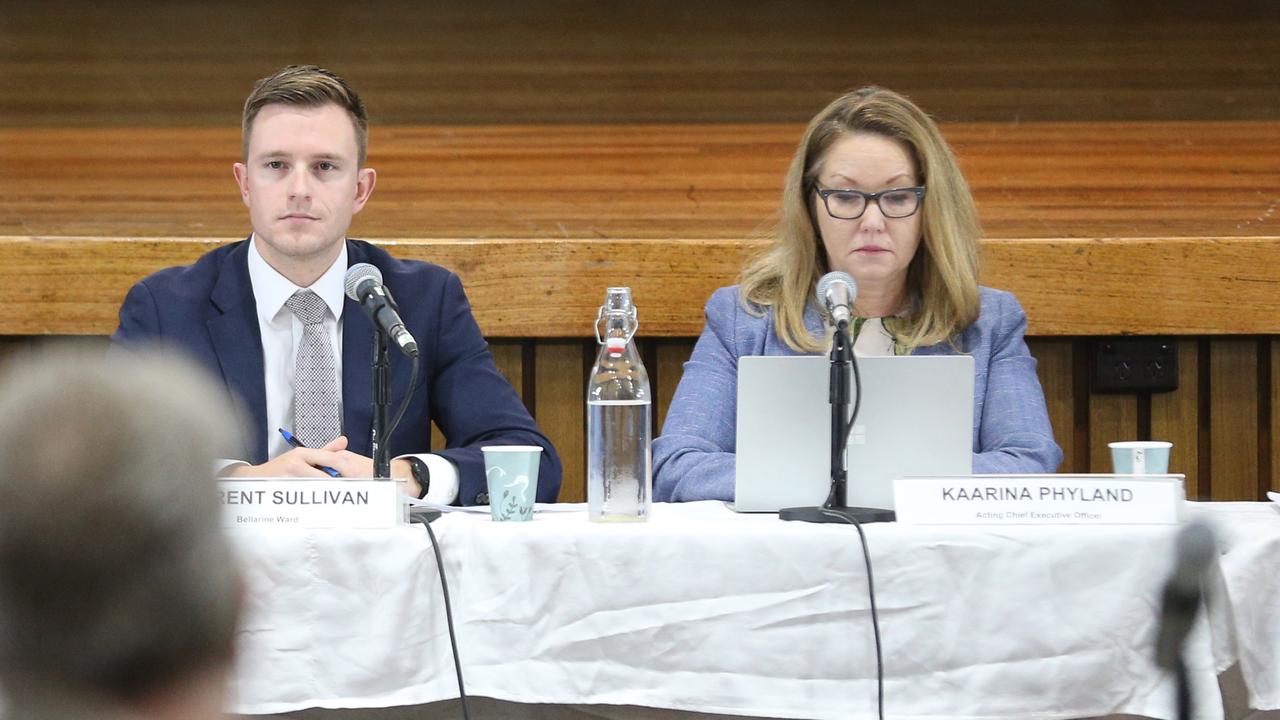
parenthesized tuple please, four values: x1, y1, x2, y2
(481, 446, 543, 521)
(1109, 441, 1172, 475)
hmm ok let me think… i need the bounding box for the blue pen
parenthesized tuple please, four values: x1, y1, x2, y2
(278, 428, 341, 477)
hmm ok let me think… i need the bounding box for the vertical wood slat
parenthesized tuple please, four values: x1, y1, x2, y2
(1259, 338, 1273, 498)
(1209, 339, 1259, 501)
(656, 340, 696, 433)
(1088, 394, 1139, 475)
(1272, 339, 1280, 493)
(1197, 340, 1212, 502)
(1151, 340, 1201, 499)
(489, 341, 525, 396)
(535, 341, 588, 503)
(1028, 339, 1074, 473)
(637, 339, 659, 436)
(1071, 339, 1092, 474)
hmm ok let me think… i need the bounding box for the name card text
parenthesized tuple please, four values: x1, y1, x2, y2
(893, 474, 1184, 525)
(218, 480, 404, 529)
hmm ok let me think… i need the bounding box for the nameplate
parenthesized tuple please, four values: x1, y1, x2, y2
(217, 480, 404, 529)
(893, 474, 1185, 525)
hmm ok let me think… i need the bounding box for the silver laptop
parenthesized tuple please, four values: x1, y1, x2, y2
(732, 355, 975, 512)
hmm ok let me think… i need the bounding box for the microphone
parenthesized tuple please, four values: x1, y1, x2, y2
(1155, 520, 1217, 669)
(344, 263, 419, 358)
(816, 271, 857, 327)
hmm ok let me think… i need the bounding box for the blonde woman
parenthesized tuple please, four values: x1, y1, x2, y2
(654, 87, 1062, 502)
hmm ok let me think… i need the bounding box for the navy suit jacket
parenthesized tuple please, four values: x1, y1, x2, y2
(112, 238, 561, 505)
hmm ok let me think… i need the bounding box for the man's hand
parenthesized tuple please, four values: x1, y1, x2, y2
(221, 436, 419, 494)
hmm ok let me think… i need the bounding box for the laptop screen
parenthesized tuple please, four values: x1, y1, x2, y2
(734, 355, 975, 512)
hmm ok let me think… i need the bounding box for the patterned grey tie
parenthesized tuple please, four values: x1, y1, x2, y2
(285, 289, 341, 448)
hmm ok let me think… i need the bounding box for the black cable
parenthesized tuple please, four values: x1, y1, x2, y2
(843, 351, 862, 455)
(420, 517, 471, 720)
(384, 307, 458, 719)
(820, 507, 885, 720)
(824, 322, 885, 712)
(386, 354, 420, 442)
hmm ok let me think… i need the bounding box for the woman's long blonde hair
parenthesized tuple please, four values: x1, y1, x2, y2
(740, 86, 981, 353)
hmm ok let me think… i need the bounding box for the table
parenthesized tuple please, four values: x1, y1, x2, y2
(226, 501, 1280, 720)
(1205, 502, 1280, 712)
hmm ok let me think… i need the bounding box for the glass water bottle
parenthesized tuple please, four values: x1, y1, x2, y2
(586, 287, 652, 521)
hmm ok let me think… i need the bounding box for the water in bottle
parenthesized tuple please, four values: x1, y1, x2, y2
(587, 287, 652, 521)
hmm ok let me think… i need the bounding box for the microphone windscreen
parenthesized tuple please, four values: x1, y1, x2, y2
(1170, 521, 1216, 595)
(816, 271, 857, 307)
(344, 263, 384, 302)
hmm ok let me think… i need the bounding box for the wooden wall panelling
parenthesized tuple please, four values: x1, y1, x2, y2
(2, 3, 1280, 126)
(1272, 339, 1280, 493)
(637, 339, 659, 437)
(1028, 339, 1075, 473)
(1255, 338, 1271, 499)
(1070, 339, 1091, 474)
(1208, 339, 1260, 500)
(8, 123, 1280, 249)
(3, 122, 1280, 340)
(7, 235, 1280, 339)
(489, 340, 524, 395)
(3, 2, 1280, 126)
(1260, 338, 1274, 497)
(1197, 340, 1212, 501)
(655, 340, 696, 433)
(1088, 393, 1139, 475)
(535, 341, 589, 503)
(1150, 340, 1202, 500)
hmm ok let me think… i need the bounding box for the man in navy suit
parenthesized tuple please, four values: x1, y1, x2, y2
(112, 65, 561, 505)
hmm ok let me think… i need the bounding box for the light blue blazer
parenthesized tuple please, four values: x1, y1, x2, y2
(653, 285, 1063, 502)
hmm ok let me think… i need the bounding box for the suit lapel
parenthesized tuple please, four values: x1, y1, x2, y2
(342, 241, 374, 456)
(208, 240, 269, 463)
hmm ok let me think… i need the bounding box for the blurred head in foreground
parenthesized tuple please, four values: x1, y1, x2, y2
(0, 347, 242, 720)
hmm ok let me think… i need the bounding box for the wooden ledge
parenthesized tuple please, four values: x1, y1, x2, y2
(3, 235, 1277, 337)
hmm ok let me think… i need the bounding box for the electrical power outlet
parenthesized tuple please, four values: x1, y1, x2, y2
(1091, 338, 1178, 393)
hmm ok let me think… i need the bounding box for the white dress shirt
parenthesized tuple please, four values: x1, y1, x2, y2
(222, 236, 459, 503)
(852, 317, 898, 356)
(824, 317, 898, 356)
(247, 237, 347, 459)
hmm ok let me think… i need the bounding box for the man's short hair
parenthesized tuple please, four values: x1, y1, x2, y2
(0, 347, 242, 705)
(241, 64, 369, 165)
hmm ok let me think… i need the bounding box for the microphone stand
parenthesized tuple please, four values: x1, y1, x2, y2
(370, 323, 392, 480)
(1157, 577, 1200, 720)
(1158, 609, 1193, 720)
(1173, 658, 1190, 720)
(1154, 520, 1216, 720)
(781, 317, 896, 525)
(1157, 603, 1194, 720)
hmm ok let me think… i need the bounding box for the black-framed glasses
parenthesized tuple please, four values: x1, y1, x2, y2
(813, 185, 926, 220)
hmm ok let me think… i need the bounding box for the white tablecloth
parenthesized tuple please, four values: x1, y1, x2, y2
(1199, 502, 1280, 711)
(227, 501, 1280, 720)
